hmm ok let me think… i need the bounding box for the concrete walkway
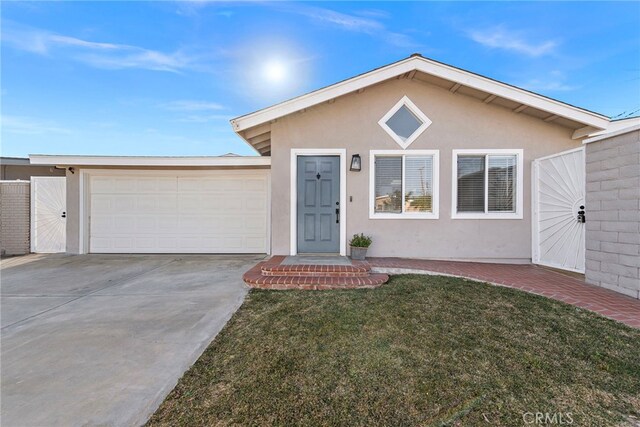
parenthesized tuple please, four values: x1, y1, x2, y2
(367, 258, 640, 329)
(1, 254, 262, 427)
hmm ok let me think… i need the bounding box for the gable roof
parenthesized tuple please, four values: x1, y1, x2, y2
(230, 54, 612, 156)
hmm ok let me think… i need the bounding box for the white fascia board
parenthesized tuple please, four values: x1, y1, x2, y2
(28, 155, 271, 167)
(231, 56, 610, 132)
(583, 124, 640, 144)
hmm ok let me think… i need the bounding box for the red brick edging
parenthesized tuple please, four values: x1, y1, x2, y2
(365, 257, 640, 329)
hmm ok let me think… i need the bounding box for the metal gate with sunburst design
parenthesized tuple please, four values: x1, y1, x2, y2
(31, 177, 66, 253)
(532, 147, 586, 273)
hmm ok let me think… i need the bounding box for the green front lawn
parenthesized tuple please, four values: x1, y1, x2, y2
(148, 275, 640, 426)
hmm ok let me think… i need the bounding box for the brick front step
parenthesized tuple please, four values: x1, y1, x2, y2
(261, 263, 370, 277)
(243, 259, 388, 290)
(243, 272, 389, 290)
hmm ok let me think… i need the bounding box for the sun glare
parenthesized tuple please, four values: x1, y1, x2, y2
(264, 60, 287, 84)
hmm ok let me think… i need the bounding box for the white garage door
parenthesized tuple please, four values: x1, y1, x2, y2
(89, 171, 269, 253)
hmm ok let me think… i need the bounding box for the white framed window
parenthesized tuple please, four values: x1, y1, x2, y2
(451, 149, 524, 219)
(369, 150, 439, 219)
(378, 96, 432, 149)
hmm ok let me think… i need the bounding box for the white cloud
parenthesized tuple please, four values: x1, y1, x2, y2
(176, 114, 233, 123)
(1, 22, 192, 72)
(468, 26, 558, 57)
(159, 100, 230, 123)
(77, 49, 191, 72)
(48, 35, 121, 50)
(1, 115, 72, 135)
(520, 79, 577, 92)
(518, 71, 577, 92)
(160, 100, 226, 111)
(291, 5, 383, 33)
(277, 4, 418, 48)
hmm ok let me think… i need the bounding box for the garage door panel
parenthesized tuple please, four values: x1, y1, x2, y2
(246, 236, 267, 251)
(245, 178, 268, 191)
(221, 237, 243, 249)
(137, 177, 177, 192)
(244, 215, 266, 231)
(91, 195, 113, 211)
(212, 178, 244, 192)
(178, 177, 244, 192)
(90, 177, 116, 194)
(249, 195, 268, 210)
(89, 172, 268, 253)
(112, 237, 135, 250)
(113, 216, 139, 233)
(114, 196, 137, 212)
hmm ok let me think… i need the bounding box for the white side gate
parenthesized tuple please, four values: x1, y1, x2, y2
(532, 147, 586, 273)
(31, 177, 67, 253)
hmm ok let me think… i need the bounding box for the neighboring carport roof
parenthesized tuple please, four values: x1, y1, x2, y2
(584, 122, 640, 144)
(1, 157, 31, 165)
(28, 154, 271, 167)
(231, 54, 612, 156)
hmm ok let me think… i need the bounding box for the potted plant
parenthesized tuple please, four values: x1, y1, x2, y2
(349, 233, 372, 260)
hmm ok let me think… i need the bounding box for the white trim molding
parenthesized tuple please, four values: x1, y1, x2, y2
(369, 149, 440, 220)
(79, 169, 88, 254)
(29, 155, 271, 167)
(451, 149, 524, 220)
(290, 149, 347, 256)
(378, 96, 432, 149)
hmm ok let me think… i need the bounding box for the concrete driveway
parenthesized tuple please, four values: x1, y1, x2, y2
(1, 254, 262, 427)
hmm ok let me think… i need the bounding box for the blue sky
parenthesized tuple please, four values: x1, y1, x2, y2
(2, 1, 639, 157)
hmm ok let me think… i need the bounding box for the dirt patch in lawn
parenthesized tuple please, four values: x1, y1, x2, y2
(148, 275, 640, 426)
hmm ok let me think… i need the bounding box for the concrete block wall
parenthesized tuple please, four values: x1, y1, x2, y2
(585, 129, 640, 299)
(0, 181, 31, 256)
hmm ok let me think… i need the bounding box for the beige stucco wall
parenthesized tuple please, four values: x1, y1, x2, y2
(65, 169, 81, 254)
(270, 78, 582, 262)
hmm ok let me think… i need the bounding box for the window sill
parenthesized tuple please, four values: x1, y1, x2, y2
(370, 213, 439, 220)
(451, 212, 523, 220)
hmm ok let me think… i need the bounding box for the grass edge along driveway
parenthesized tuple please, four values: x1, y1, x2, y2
(148, 274, 640, 426)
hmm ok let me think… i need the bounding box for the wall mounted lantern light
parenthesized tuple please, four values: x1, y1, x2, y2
(350, 154, 362, 172)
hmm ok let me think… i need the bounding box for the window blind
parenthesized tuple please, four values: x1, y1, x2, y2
(374, 156, 402, 213)
(404, 156, 433, 212)
(457, 156, 485, 212)
(488, 155, 516, 212)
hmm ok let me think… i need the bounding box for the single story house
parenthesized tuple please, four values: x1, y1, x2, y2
(29, 54, 639, 277)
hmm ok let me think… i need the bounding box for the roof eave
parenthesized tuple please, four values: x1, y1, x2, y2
(28, 155, 271, 167)
(231, 56, 610, 134)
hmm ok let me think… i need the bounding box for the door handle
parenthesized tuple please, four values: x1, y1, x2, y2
(61, 211, 67, 218)
(335, 208, 340, 224)
(577, 205, 585, 223)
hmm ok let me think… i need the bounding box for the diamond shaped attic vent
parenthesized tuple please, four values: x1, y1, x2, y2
(378, 96, 432, 149)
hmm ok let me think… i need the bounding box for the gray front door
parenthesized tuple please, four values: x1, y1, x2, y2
(297, 156, 340, 253)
